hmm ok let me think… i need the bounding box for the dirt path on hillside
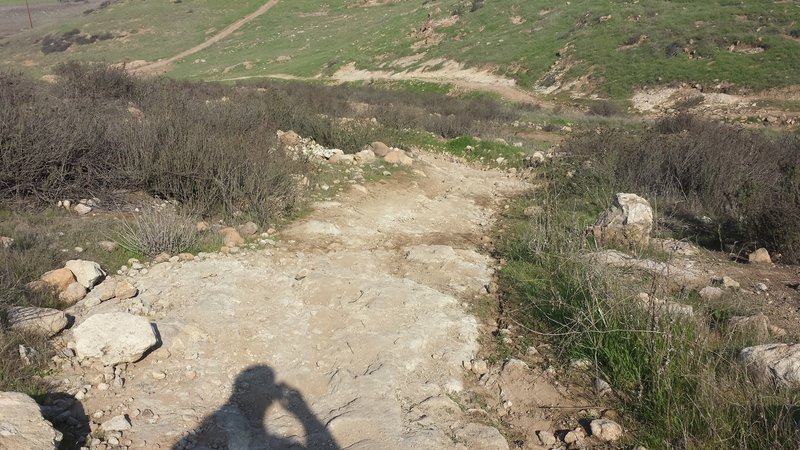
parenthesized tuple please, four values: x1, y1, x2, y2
(131, 0, 280, 75)
(58, 152, 572, 449)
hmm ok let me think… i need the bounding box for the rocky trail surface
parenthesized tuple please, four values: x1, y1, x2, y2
(53, 152, 572, 449)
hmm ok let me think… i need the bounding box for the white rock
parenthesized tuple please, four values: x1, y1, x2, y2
(0, 392, 62, 449)
(73, 313, 158, 365)
(100, 414, 131, 432)
(590, 193, 653, 246)
(748, 248, 771, 264)
(699, 286, 724, 300)
(590, 418, 623, 441)
(73, 204, 92, 215)
(6, 306, 68, 337)
(537, 430, 557, 446)
(740, 343, 800, 387)
(65, 260, 106, 289)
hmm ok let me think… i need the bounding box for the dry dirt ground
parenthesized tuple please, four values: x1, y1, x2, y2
(57, 152, 575, 449)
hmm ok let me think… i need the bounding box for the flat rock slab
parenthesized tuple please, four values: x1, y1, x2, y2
(73, 312, 157, 365)
(58, 153, 531, 449)
(0, 392, 62, 449)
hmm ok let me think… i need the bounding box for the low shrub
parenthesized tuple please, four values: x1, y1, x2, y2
(0, 63, 309, 223)
(496, 178, 800, 449)
(588, 100, 622, 117)
(118, 208, 198, 256)
(562, 115, 800, 262)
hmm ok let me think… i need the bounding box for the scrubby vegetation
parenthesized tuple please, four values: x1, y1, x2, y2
(562, 114, 800, 262)
(0, 62, 526, 396)
(495, 153, 800, 448)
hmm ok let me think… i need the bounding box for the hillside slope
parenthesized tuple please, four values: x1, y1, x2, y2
(1, 0, 799, 99)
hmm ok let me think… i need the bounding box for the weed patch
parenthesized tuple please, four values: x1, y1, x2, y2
(495, 164, 800, 448)
(562, 115, 800, 262)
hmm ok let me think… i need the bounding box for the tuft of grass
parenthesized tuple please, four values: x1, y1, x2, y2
(118, 208, 198, 257)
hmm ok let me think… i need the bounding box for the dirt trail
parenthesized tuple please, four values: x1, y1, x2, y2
(132, 0, 280, 75)
(60, 152, 570, 449)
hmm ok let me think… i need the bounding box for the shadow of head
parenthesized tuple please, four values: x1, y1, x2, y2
(174, 364, 339, 450)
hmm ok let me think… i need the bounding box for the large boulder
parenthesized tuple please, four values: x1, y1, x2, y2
(219, 227, 245, 248)
(369, 141, 391, 157)
(6, 306, 68, 337)
(64, 260, 105, 289)
(383, 150, 413, 166)
(73, 313, 158, 365)
(58, 282, 87, 304)
(40, 268, 76, 293)
(0, 392, 63, 449)
(589, 193, 653, 246)
(739, 343, 800, 387)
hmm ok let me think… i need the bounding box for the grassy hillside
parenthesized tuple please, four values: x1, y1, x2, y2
(1, 0, 799, 98)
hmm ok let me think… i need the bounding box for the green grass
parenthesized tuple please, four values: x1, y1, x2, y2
(2, 0, 799, 98)
(0, 0, 55, 6)
(494, 156, 800, 448)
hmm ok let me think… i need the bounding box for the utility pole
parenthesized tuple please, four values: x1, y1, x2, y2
(25, 0, 33, 29)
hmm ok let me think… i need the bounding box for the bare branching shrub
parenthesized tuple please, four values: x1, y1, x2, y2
(0, 63, 309, 223)
(563, 115, 800, 262)
(119, 208, 198, 256)
(588, 99, 622, 116)
(243, 79, 518, 139)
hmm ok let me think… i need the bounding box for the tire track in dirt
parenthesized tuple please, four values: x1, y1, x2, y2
(132, 0, 280, 75)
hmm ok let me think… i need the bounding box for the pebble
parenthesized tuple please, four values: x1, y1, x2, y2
(152, 370, 167, 380)
(97, 383, 109, 391)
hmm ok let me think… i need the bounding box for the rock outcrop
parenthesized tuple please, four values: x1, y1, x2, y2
(0, 392, 62, 449)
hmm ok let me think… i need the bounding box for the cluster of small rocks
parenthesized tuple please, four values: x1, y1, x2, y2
(278, 130, 414, 167)
(27, 259, 106, 306)
(57, 198, 100, 216)
(511, 120, 573, 133)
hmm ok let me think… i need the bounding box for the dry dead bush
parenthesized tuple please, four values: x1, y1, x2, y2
(562, 114, 800, 262)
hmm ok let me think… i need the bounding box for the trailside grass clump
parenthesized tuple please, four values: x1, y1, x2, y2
(495, 164, 800, 448)
(561, 114, 800, 263)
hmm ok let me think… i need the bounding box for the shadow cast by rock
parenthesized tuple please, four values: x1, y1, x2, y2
(173, 365, 340, 450)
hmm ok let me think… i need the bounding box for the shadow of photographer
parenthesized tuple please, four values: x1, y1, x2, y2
(174, 364, 339, 450)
